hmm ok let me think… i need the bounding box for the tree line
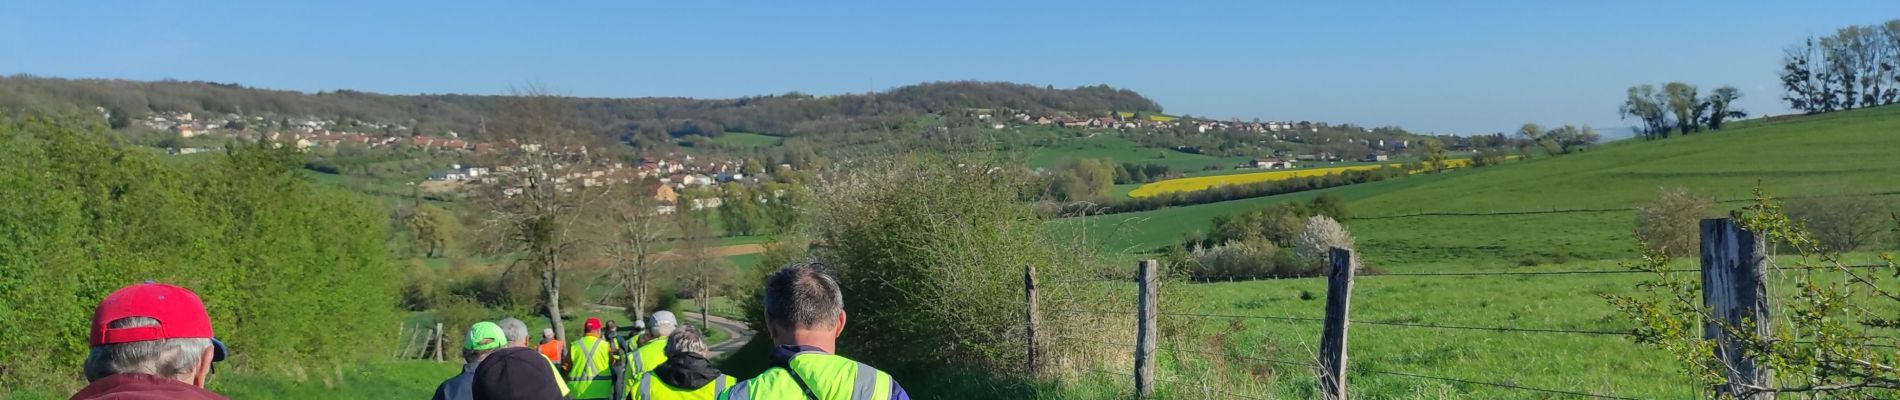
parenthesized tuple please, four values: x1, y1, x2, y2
(1620, 82, 1746, 140)
(0, 75, 1160, 148)
(1781, 20, 1900, 114)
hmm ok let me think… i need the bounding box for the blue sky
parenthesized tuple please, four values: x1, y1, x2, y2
(3, 1, 1895, 133)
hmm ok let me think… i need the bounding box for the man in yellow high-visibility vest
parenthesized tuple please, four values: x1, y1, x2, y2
(567, 317, 616, 399)
(718, 262, 909, 400)
(632, 326, 735, 400)
(631, 311, 677, 375)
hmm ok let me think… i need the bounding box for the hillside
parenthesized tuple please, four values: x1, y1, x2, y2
(0, 75, 1159, 140)
(1080, 105, 1900, 265)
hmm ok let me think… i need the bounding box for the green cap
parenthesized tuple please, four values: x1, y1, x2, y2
(466, 321, 506, 351)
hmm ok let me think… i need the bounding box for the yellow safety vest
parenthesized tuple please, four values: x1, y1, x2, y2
(550, 360, 571, 397)
(718, 352, 893, 400)
(635, 371, 736, 400)
(631, 335, 670, 375)
(567, 335, 615, 399)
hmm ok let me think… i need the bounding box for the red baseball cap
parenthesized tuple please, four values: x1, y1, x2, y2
(90, 282, 227, 361)
(584, 317, 602, 332)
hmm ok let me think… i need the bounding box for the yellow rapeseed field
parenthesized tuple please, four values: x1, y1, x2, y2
(1127, 159, 1475, 198)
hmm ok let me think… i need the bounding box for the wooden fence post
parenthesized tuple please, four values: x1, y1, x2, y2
(1318, 248, 1356, 400)
(1134, 260, 1159, 399)
(1700, 218, 1772, 399)
(1025, 264, 1042, 377)
(434, 322, 446, 363)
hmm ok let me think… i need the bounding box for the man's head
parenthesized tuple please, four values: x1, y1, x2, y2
(663, 326, 708, 359)
(464, 321, 506, 364)
(496, 317, 530, 347)
(541, 328, 555, 343)
(762, 262, 847, 349)
(583, 317, 602, 335)
(83, 283, 226, 387)
(603, 321, 619, 340)
(646, 311, 677, 338)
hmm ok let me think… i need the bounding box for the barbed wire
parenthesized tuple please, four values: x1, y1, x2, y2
(1160, 310, 1325, 323)
(1369, 269, 1696, 277)
(1159, 311, 1631, 337)
(1349, 190, 1900, 220)
(1359, 368, 1644, 400)
(1349, 319, 1630, 336)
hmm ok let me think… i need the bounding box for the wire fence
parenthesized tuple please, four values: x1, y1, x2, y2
(1032, 228, 1899, 398)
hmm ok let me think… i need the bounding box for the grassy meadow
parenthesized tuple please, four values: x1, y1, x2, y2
(1021, 132, 1249, 171)
(1043, 106, 1900, 398)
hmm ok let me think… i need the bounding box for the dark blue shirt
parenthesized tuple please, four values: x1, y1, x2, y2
(431, 362, 477, 400)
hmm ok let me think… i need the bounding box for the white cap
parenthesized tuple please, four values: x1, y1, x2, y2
(648, 311, 677, 327)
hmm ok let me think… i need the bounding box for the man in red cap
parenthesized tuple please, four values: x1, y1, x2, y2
(565, 317, 615, 399)
(72, 282, 228, 400)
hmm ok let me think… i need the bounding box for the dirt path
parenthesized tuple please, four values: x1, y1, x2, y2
(652, 243, 766, 262)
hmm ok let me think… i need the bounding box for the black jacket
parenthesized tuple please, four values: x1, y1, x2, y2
(653, 353, 723, 390)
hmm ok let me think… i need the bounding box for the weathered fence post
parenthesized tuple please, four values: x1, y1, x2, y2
(1025, 264, 1042, 377)
(1318, 248, 1356, 400)
(1700, 218, 1772, 399)
(1134, 260, 1159, 399)
(434, 322, 446, 363)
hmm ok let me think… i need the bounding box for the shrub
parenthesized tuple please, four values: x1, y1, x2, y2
(1785, 190, 1891, 252)
(1293, 215, 1357, 270)
(1634, 187, 1712, 257)
(0, 118, 401, 390)
(808, 156, 1103, 375)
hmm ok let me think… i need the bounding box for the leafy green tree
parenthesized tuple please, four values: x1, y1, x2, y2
(1664, 82, 1701, 135)
(1705, 86, 1747, 130)
(408, 204, 459, 258)
(1622, 84, 1673, 139)
(1422, 139, 1449, 173)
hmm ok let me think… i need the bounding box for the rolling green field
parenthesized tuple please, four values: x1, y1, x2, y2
(1047, 106, 1900, 398)
(1022, 133, 1249, 171)
(1080, 105, 1900, 265)
(713, 131, 785, 148)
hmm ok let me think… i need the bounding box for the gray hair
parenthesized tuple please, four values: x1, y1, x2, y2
(763, 262, 844, 333)
(497, 318, 529, 345)
(664, 326, 708, 358)
(82, 317, 212, 382)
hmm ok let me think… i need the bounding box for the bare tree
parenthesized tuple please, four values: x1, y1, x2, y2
(670, 209, 727, 329)
(604, 177, 673, 323)
(475, 85, 610, 344)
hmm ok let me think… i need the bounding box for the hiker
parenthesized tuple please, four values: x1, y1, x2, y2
(567, 317, 615, 399)
(605, 321, 628, 400)
(73, 282, 230, 400)
(631, 311, 676, 375)
(719, 262, 909, 400)
(473, 343, 565, 400)
(432, 321, 506, 400)
(538, 327, 564, 366)
(633, 326, 734, 400)
(500, 317, 571, 398)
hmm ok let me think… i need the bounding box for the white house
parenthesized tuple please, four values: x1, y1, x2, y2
(1252, 158, 1296, 169)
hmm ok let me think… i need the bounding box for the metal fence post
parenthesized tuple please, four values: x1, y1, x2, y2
(1701, 218, 1772, 399)
(1135, 260, 1159, 399)
(1318, 248, 1356, 400)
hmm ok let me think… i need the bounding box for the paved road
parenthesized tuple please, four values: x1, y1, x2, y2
(680, 312, 754, 357)
(586, 304, 754, 357)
